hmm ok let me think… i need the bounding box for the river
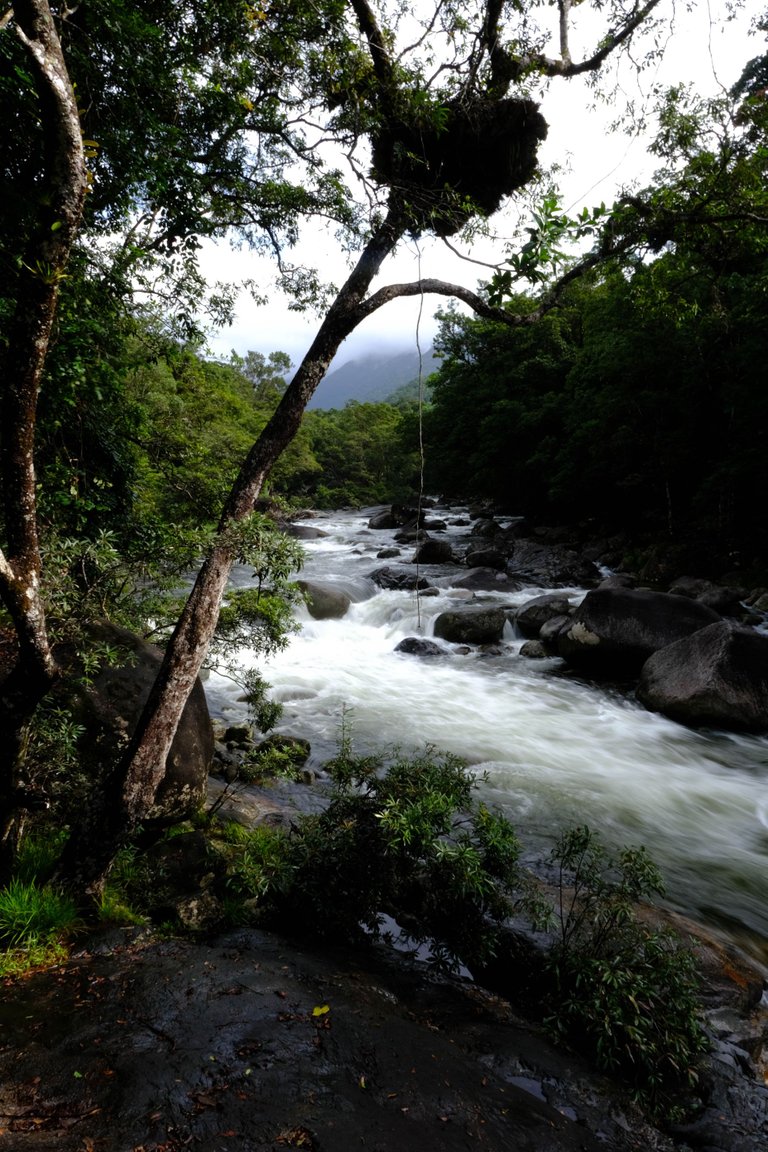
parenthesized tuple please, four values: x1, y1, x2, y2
(205, 506, 768, 968)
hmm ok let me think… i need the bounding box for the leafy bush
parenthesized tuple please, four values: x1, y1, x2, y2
(270, 742, 534, 972)
(224, 824, 292, 909)
(544, 826, 708, 1119)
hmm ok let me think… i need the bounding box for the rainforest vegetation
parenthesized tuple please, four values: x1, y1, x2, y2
(1, 0, 767, 1119)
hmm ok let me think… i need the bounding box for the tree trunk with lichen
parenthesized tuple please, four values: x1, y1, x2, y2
(0, 0, 88, 883)
(56, 208, 406, 901)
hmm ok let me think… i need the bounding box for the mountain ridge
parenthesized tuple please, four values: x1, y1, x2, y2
(307, 346, 441, 409)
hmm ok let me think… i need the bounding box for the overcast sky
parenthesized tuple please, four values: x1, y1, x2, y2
(200, 1, 759, 372)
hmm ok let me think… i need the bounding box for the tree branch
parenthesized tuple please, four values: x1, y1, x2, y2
(516, 0, 664, 79)
(348, 0, 394, 88)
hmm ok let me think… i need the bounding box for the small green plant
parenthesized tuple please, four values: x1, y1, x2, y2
(0, 879, 80, 951)
(14, 827, 69, 883)
(222, 825, 291, 921)
(544, 826, 708, 1120)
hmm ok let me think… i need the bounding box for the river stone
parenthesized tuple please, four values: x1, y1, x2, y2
(520, 640, 547, 658)
(452, 567, 521, 592)
(667, 575, 747, 617)
(515, 594, 574, 638)
(411, 537, 454, 564)
(298, 579, 351, 619)
(368, 508, 397, 529)
(470, 517, 499, 538)
(507, 540, 599, 588)
(433, 606, 508, 644)
(368, 565, 430, 591)
(394, 636, 444, 657)
(284, 523, 328, 540)
(465, 547, 507, 569)
(87, 621, 213, 823)
(637, 620, 768, 731)
(556, 587, 722, 676)
(377, 547, 401, 558)
(539, 614, 571, 651)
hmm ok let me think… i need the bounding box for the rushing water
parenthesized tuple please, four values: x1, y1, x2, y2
(206, 507, 768, 966)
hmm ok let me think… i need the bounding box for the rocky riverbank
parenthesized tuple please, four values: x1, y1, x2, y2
(1, 909, 766, 1152)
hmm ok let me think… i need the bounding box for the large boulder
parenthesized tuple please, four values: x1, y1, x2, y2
(637, 621, 768, 732)
(88, 622, 213, 822)
(368, 508, 397, 529)
(556, 587, 721, 676)
(283, 523, 327, 540)
(298, 579, 351, 620)
(368, 565, 430, 591)
(515, 594, 574, 639)
(464, 548, 507, 570)
(452, 568, 521, 592)
(433, 606, 508, 645)
(411, 537, 454, 565)
(667, 576, 747, 617)
(507, 541, 599, 588)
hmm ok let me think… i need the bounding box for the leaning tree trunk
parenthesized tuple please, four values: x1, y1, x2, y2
(57, 206, 407, 900)
(0, 0, 89, 881)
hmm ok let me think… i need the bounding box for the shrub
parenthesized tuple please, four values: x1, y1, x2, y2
(544, 826, 708, 1119)
(271, 743, 533, 972)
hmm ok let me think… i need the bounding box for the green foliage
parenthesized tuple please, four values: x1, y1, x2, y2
(489, 192, 608, 301)
(425, 81, 768, 572)
(302, 401, 421, 507)
(545, 827, 708, 1119)
(223, 825, 292, 910)
(271, 740, 529, 972)
(0, 879, 79, 951)
(209, 515, 304, 732)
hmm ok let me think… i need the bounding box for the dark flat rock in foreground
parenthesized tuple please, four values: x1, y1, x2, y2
(0, 929, 672, 1152)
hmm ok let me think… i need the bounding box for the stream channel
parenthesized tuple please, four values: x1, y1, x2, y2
(205, 506, 768, 969)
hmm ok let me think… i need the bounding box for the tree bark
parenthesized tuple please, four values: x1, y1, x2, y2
(0, 0, 88, 880)
(57, 206, 407, 898)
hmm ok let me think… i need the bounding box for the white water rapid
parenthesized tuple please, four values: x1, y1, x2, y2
(206, 507, 768, 967)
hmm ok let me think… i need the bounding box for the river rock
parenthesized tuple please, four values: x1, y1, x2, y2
(433, 606, 508, 645)
(368, 565, 430, 591)
(411, 537, 454, 564)
(556, 587, 722, 676)
(87, 621, 213, 823)
(298, 579, 351, 619)
(637, 620, 768, 731)
(470, 516, 499, 538)
(368, 508, 397, 529)
(284, 523, 327, 539)
(667, 575, 747, 617)
(394, 526, 428, 543)
(515, 594, 574, 638)
(394, 636, 444, 657)
(539, 614, 571, 651)
(452, 568, 521, 592)
(520, 640, 548, 658)
(507, 541, 599, 588)
(465, 548, 507, 570)
(507, 543, 590, 587)
(377, 547, 401, 558)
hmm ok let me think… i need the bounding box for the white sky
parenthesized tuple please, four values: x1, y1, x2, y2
(200, 0, 759, 371)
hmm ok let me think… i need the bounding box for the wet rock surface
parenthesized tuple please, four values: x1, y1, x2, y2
(0, 928, 680, 1152)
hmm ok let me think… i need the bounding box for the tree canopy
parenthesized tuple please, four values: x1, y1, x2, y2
(1, 0, 757, 898)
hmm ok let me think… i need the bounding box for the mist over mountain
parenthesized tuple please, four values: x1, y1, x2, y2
(307, 346, 441, 410)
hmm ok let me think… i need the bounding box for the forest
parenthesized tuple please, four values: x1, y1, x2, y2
(1, 1, 768, 1138)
